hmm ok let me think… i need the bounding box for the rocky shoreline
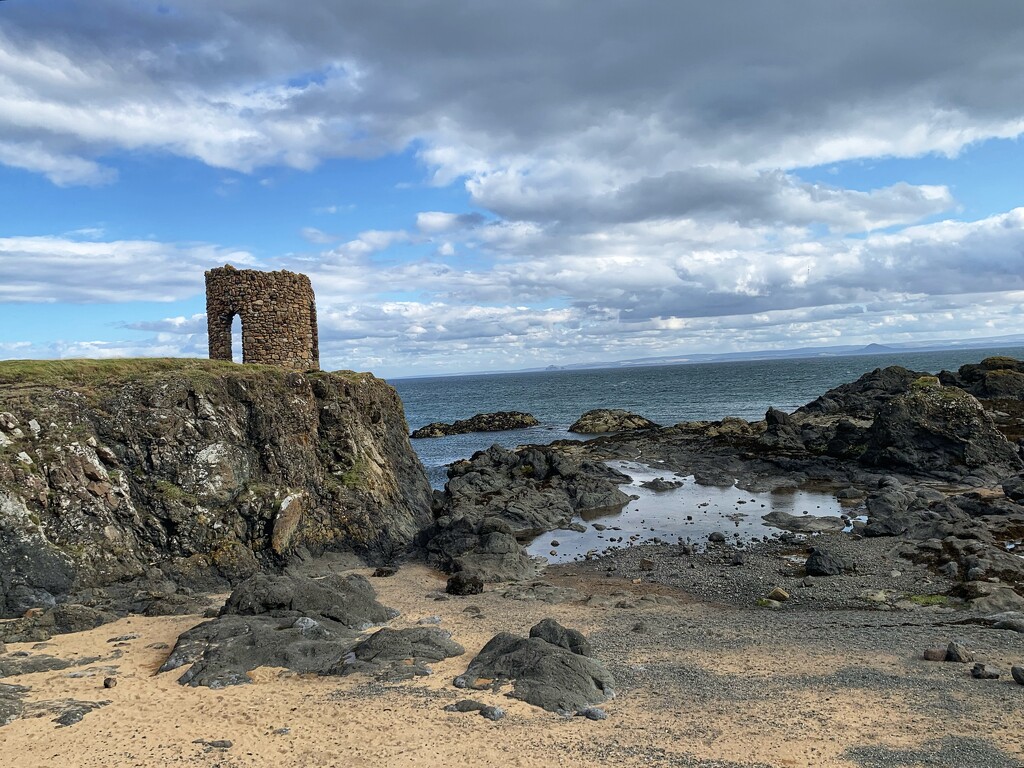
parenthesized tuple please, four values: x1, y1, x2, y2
(2, 356, 1024, 765)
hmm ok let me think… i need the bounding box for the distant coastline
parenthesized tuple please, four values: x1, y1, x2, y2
(390, 333, 1024, 380)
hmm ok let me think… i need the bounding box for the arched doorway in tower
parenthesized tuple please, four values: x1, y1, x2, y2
(231, 314, 243, 363)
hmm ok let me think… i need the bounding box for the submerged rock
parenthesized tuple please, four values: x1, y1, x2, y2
(411, 412, 539, 439)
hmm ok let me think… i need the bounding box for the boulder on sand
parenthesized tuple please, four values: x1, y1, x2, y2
(158, 572, 397, 688)
(330, 627, 464, 680)
(454, 618, 614, 714)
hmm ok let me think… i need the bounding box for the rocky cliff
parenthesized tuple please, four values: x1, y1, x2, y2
(0, 359, 431, 617)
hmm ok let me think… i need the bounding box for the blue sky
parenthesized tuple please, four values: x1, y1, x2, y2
(2, 1, 1024, 378)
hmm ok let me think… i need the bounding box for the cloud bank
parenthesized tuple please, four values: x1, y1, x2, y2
(2, 1, 1024, 374)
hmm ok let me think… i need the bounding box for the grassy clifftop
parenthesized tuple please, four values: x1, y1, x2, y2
(0, 359, 372, 405)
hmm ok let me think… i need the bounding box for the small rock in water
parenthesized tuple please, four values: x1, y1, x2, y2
(971, 663, 1001, 680)
(550, 540, 559, 547)
(708, 532, 726, 543)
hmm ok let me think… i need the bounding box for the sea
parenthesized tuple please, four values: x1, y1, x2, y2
(391, 346, 1024, 491)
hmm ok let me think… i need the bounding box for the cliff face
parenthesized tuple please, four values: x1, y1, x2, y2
(0, 360, 431, 617)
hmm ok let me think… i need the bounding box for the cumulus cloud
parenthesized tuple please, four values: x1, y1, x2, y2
(4, 2, 1024, 186)
(4, 2, 1024, 373)
(0, 236, 256, 303)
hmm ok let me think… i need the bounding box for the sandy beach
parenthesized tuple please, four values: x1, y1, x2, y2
(3, 559, 1022, 768)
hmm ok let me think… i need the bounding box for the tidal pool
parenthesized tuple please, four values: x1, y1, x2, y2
(526, 460, 847, 564)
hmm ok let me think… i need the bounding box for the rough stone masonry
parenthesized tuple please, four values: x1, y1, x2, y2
(206, 265, 320, 370)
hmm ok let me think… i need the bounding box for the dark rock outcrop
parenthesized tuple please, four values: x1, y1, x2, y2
(0, 603, 116, 644)
(219, 572, 395, 627)
(940, 357, 1024, 400)
(418, 443, 632, 581)
(454, 619, 614, 714)
(411, 412, 539, 439)
(439, 444, 631, 537)
(860, 386, 1022, 482)
(420, 515, 538, 583)
(446, 571, 484, 595)
(569, 409, 659, 434)
(158, 572, 397, 688)
(798, 366, 927, 418)
(0, 360, 431, 618)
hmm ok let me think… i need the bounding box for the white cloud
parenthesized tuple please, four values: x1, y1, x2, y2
(0, 141, 116, 186)
(4, 3, 1024, 373)
(300, 227, 337, 244)
(0, 236, 256, 303)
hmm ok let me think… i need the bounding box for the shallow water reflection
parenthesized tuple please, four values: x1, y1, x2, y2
(525, 460, 845, 564)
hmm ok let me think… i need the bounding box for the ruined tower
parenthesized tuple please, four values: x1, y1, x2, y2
(205, 265, 320, 370)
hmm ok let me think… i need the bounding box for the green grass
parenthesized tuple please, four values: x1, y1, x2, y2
(0, 358, 368, 391)
(910, 375, 940, 390)
(153, 479, 199, 506)
(905, 593, 950, 607)
(0, 358, 264, 387)
(339, 456, 371, 489)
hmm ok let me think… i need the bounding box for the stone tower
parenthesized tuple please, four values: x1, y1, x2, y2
(205, 265, 320, 370)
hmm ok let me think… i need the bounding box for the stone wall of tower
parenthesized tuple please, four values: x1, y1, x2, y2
(205, 265, 320, 371)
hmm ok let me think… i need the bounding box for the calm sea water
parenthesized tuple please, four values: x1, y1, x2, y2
(391, 347, 1024, 489)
